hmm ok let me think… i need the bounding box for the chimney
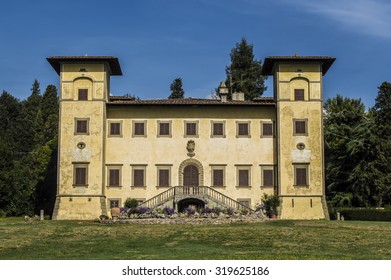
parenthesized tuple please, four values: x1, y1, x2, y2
(232, 92, 245, 101)
(218, 81, 228, 103)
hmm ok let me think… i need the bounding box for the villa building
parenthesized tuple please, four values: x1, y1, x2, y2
(47, 55, 335, 220)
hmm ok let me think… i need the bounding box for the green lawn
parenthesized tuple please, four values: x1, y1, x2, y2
(0, 218, 390, 259)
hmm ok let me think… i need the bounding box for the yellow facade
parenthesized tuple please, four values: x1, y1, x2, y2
(47, 55, 335, 220)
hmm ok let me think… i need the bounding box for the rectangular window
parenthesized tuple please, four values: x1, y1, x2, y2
(236, 165, 251, 187)
(213, 169, 224, 186)
(237, 199, 251, 208)
(239, 170, 249, 186)
(131, 165, 147, 187)
(78, 89, 88, 100)
(293, 119, 308, 135)
(236, 121, 251, 137)
(158, 169, 169, 187)
(108, 121, 122, 137)
(294, 164, 309, 186)
(294, 89, 305, 101)
(211, 121, 225, 137)
(186, 122, 197, 136)
(261, 122, 273, 137)
(133, 121, 147, 137)
(108, 199, 120, 209)
(157, 121, 171, 137)
(134, 169, 144, 186)
(184, 121, 199, 137)
(263, 169, 274, 187)
(75, 118, 89, 135)
(73, 163, 88, 186)
(156, 165, 172, 187)
(109, 169, 120, 186)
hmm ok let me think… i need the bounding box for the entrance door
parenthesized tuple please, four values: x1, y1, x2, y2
(183, 164, 199, 186)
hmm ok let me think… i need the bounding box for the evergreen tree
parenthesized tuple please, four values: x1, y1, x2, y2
(369, 82, 391, 205)
(168, 78, 185, 99)
(324, 95, 366, 206)
(225, 38, 267, 100)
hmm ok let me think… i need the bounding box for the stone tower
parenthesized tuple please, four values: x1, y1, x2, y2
(47, 56, 122, 219)
(262, 56, 335, 219)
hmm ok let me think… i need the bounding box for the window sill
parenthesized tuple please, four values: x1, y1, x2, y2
(260, 185, 274, 189)
(72, 184, 88, 187)
(211, 185, 226, 189)
(108, 135, 123, 138)
(156, 186, 172, 189)
(293, 185, 309, 188)
(131, 186, 147, 190)
(106, 185, 123, 188)
(236, 186, 252, 189)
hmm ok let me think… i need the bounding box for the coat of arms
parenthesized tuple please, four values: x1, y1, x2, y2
(186, 140, 195, 157)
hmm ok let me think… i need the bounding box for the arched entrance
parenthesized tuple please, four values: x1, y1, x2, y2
(183, 164, 199, 186)
(178, 158, 204, 186)
(177, 198, 205, 212)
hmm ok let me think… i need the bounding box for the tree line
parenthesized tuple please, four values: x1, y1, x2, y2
(0, 80, 58, 216)
(325, 82, 391, 208)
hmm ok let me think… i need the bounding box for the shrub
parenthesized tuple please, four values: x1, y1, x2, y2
(136, 206, 151, 215)
(163, 206, 176, 216)
(339, 208, 391, 221)
(183, 207, 195, 216)
(261, 194, 280, 217)
(226, 207, 235, 216)
(0, 210, 7, 218)
(124, 198, 139, 209)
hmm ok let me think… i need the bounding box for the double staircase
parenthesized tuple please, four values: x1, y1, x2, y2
(139, 186, 253, 212)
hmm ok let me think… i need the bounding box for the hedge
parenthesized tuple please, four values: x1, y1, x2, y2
(338, 208, 391, 222)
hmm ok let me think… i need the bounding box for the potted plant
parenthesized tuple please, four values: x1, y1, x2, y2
(261, 194, 280, 218)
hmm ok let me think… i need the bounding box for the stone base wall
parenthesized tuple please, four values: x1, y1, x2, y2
(52, 196, 105, 220)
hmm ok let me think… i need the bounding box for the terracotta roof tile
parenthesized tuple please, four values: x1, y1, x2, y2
(262, 56, 335, 76)
(47, 56, 122, 75)
(108, 97, 275, 106)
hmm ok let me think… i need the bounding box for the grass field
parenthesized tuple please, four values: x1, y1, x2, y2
(0, 218, 390, 260)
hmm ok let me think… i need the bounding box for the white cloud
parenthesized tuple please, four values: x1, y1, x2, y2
(284, 0, 391, 39)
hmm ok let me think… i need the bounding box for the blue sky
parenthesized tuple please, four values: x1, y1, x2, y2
(0, 0, 390, 108)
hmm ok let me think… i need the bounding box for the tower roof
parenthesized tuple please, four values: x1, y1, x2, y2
(261, 56, 335, 76)
(47, 56, 122, 76)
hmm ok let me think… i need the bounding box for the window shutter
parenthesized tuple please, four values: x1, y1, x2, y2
(294, 89, 305, 101)
(135, 123, 145, 136)
(159, 169, 169, 186)
(134, 169, 144, 186)
(263, 169, 273, 186)
(77, 120, 87, 134)
(186, 123, 196, 135)
(110, 123, 120, 135)
(238, 169, 249, 186)
(295, 121, 306, 134)
(159, 123, 169, 136)
(75, 167, 86, 185)
(262, 123, 273, 136)
(213, 123, 223, 136)
(78, 89, 88, 100)
(238, 123, 248, 136)
(296, 168, 307, 185)
(109, 169, 120, 186)
(213, 169, 224, 186)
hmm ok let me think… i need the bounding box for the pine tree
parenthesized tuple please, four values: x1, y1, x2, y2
(168, 78, 185, 99)
(225, 38, 267, 100)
